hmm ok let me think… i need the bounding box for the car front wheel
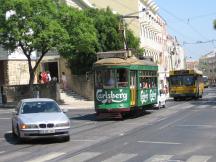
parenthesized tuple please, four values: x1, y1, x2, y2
(63, 135, 70, 142)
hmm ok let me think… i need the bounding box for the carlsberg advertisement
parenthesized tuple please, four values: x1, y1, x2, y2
(96, 89, 129, 104)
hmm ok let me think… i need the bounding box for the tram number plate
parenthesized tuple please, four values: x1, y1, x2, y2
(40, 129, 55, 134)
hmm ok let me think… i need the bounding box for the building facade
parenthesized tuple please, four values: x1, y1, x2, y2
(199, 50, 216, 85)
(77, 0, 185, 90)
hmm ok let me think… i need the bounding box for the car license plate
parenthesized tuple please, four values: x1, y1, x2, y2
(40, 129, 55, 134)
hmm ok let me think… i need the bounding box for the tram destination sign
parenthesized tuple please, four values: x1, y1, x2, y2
(96, 50, 132, 60)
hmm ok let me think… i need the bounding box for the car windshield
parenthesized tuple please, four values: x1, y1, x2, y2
(21, 101, 61, 114)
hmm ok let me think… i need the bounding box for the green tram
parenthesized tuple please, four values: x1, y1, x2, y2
(93, 51, 158, 118)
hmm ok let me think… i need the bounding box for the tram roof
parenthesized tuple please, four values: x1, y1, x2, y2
(93, 56, 157, 67)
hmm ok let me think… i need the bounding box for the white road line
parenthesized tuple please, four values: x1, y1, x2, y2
(5, 131, 12, 133)
(176, 124, 216, 128)
(25, 152, 65, 162)
(186, 155, 211, 162)
(0, 151, 5, 154)
(70, 139, 96, 142)
(1, 151, 28, 162)
(144, 155, 173, 162)
(159, 113, 192, 130)
(137, 141, 181, 145)
(197, 105, 208, 109)
(0, 138, 4, 141)
(62, 152, 100, 162)
(184, 105, 194, 109)
(102, 153, 137, 162)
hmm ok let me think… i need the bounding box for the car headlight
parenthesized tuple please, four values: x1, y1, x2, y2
(56, 121, 70, 127)
(20, 124, 38, 129)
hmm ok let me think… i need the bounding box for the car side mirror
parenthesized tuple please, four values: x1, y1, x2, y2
(12, 110, 18, 115)
(62, 108, 68, 113)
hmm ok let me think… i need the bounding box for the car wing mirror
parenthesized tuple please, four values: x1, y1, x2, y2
(62, 108, 68, 113)
(12, 110, 18, 115)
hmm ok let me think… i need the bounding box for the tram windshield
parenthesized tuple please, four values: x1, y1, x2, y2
(95, 69, 128, 88)
(169, 75, 195, 86)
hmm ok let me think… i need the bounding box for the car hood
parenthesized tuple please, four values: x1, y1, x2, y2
(19, 112, 69, 124)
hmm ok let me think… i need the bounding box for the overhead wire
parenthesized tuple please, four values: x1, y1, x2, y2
(160, 7, 209, 40)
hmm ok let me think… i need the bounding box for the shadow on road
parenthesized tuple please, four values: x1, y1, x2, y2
(4, 133, 69, 145)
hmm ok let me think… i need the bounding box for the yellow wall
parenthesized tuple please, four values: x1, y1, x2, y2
(88, 0, 140, 37)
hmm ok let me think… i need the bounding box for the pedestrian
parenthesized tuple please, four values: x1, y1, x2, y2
(61, 72, 67, 91)
(41, 71, 48, 83)
(47, 71, 52, 82)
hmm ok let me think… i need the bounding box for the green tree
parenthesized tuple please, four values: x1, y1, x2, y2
(84, 8, 143, 54)
(214, 20, 216, 29)
(57, 5, 98, 75)
(0, 0, 69, 85)
(68, 8, 144, 75)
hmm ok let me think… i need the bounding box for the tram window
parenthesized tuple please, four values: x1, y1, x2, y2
(117, 69, 128, 87)
(95, 71, 103, 88)
(104, 69, 115, 88)
(151, 77, 157, 88)
(140, 77, 148, 88)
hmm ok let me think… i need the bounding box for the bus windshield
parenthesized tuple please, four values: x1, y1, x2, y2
(95, 69, 128, 88)
(170, 75, 195, 86)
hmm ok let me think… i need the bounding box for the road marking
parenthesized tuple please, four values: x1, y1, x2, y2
(62, 152, 100, 162)
(25, 152, 65, 162)
(197, 105, 208, 109)
(159, 113, 192, 130)
(1, 151, 28, 162)
(70, 139, 96, 142)
(186, 155, 211, 162)
(144, 155, 173, 162)
(0, 151, 5, 154)
(184, 105, 194, 109)
(5, 131, 12, 133)
(102, 153, 137, 162)
(137, 141, 181, 145)
(0, 138, 4, 141)
(0, 118, 10, 120)
(176, 124, 216, 128)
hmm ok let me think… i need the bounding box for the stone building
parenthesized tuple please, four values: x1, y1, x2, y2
(199, 50, 216, 85)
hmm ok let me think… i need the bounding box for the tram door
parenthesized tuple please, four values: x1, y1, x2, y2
(130, 71, 137, 106)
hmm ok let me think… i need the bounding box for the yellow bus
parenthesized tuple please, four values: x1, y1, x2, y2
(169, 69, 204, 100)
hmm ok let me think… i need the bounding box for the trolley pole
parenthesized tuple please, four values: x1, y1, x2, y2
(120, 9, 146, 50)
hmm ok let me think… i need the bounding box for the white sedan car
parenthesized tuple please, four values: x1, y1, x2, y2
(12, 98, 70, 141)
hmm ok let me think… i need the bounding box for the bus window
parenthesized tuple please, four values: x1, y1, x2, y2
(182, 76, 195, 86)
(117, 69, 128, 87)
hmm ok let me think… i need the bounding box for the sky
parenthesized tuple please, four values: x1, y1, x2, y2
(154, 0, 216, 60)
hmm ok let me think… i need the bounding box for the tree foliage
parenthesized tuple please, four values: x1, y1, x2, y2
(214, 20, 216, 29)
(0, 0, 69, 85)
(57, 5, 98, 58)
(84, 8, 143, 54)
(67, 8, 144, 75)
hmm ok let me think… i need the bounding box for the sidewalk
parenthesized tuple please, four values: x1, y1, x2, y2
(0, 101, 94, 110)
(59, 101, 94, 110)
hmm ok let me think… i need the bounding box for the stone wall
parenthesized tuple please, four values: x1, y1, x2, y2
(2, 82, 60, 104)
(7, 60, 37, 85)
(69, 74, 94, 100)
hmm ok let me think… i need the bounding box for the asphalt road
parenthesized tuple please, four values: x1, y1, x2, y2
(0, 87, 216, 162)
